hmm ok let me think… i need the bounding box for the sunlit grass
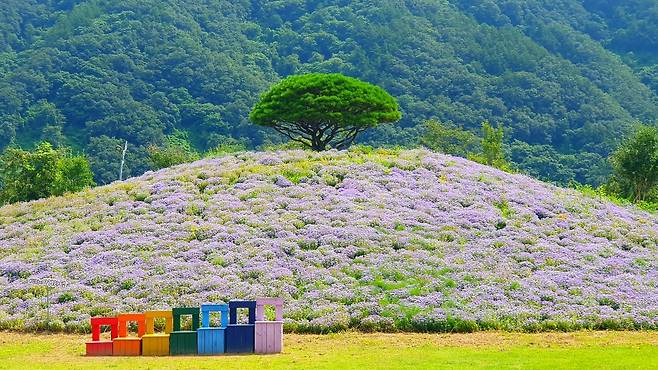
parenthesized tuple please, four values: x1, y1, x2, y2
(1, 331, 658, 369)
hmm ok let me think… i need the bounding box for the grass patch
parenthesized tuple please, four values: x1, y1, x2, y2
(2, 331, 658, 369)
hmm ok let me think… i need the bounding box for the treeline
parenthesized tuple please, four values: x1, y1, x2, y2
(0, 0, 657, 186)
(421, 120, 658, 209)
(3, 121, 657, 209)
(0, 134, 248, 204)
(0, 142, 94, 204)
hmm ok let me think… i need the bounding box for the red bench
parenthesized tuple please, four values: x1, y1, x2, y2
(86, 317, 118, 356)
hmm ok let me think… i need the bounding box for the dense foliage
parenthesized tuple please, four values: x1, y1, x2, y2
(608, 125, 658, 203)
(147, 131, 200, 171)
(421, 120, 510, 171)
(1, 0, 657, 185)
(0, 142, 94, 204)
(420, 120, 479, 158)
(0, 149, 656, 333)
(250, 73, 401, 151)
(470, 122, 510, 171)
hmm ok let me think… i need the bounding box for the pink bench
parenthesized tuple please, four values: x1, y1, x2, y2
(254, 298, 283, 354)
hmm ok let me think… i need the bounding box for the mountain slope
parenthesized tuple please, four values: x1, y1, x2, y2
(1, 1, 657, 186)
(0, 148, 656, 332)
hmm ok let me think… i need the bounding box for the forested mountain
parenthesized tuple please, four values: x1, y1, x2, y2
(1, 0, 657, 185)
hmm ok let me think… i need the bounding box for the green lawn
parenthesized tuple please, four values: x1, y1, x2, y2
(1, 331, 658, 369)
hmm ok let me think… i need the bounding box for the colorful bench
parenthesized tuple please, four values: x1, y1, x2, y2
(142, 310, 173, 356)
(255, 297, 284, 354)
(170, 307, 200, 355)
(113, 313, 146, 356)
(225, 300, 256, 353)
(197, 304, 229, 355)
(85, 298, 283, 357)
(86, 317, 118, 356)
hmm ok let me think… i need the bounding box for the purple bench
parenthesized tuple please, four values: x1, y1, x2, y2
(255, 297, 283, 354)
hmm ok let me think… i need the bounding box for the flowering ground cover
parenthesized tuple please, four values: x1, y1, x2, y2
(0, 148, 657, 333)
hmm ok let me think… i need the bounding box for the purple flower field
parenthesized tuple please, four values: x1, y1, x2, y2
(0, 148, 657, 333)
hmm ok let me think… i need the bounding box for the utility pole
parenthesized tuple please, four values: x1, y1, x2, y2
(119, 140, 128, 181)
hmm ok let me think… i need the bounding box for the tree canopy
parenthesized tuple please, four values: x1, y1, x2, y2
(609, 125, 658, 202)
(0, 142, 95, 204)
(250, 73, 401, 150)
(420, 120, 479, 158)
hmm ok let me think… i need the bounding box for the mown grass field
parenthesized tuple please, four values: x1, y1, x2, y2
(1, 331, 658, 369)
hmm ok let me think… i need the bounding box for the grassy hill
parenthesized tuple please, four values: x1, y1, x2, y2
(0, 148, 657, 333)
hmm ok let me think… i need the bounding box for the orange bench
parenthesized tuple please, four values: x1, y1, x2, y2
(113, 313, 146, 356)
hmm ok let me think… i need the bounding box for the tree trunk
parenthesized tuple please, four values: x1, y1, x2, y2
(635, 179, 648, 202)
(119, 140, 128, 181)
(310, 136, 327, 151)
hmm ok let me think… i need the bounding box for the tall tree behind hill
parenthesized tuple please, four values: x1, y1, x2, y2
(609, 124, 658, 202)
